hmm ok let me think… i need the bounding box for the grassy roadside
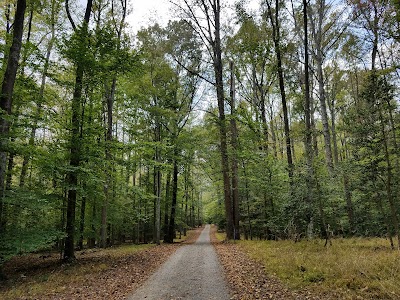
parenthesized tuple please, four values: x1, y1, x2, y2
(238, 237, 400, 299)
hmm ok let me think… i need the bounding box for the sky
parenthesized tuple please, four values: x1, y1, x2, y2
(127, 0, 174, 33)
(126, 0, 261, 34)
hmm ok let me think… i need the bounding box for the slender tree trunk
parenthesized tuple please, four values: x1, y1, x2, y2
(259, 89, 269, 153)
(310, 82, 318, 157)
(184, 166, 189, 232)
(163, 170, 171, 241)
(329, 95, 339, 165)
(303, 0, 315, 224)
(309, 0, 334, 173)
(20, 1, 57, 187)
(375, 189, 394, 249)
(269, 104, 278, 158)
(266, 0, 294, 182)
(378, 97, 400, 249)
(165, 147, 179, 243)
(154, 129, 161, 244)
(230, 61, 240, 240)
(78, 187, 86, 250)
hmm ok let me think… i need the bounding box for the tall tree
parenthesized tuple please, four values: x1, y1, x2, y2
(0, 0, 27, 229)
(308, 0, 334, 174)
(63, 0, 93, 261)
(175, 0, 238, 240)
(265, 0, 294, 182)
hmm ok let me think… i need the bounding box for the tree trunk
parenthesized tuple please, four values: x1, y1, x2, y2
(310, 82, 318, 157)
(329, 94, 339, 165)
(269, 104, 278, 158)
(309, 1, 334, 173)
(184, 165, 189, 230)
(259, 88, 269, 153)
(101, 78, 115, 248)
(64, 0, 93, 261)
(165, 148, 179, 243)
(343, 173, 354, 233)
(0, 0, 26, 229)
(378, 94, 400, 249)
(154, 131, 161, 245)
(20, 0, 57, 187)
(78, 189, 86, 250)
(230, 61, 240, 240)
(211, 0, 234, 240)
(163, 170, 171, 241)
(303, 0, 316, 226)
(266, 0, 294, 182)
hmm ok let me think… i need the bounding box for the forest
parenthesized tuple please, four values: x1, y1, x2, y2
(0, 0, 399, 278)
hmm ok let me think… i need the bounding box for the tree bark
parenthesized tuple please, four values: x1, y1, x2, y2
(269, 104, 278, 158)
(211, 0, 235, 240)
(78, 187, 86, 250)
(154, 120, 161, 245)
(266, 0, 294, 182)
(179, 0, 234, 239)
(165, 148, 179, 243)
(309, 0, 334, 174)
(305, 0, 328, 242)
(230, 61, 240, 240)
(163, 170, 171, 241)
(303, 0, 316, 227)
(0, 0, 26, 229)
(378, 86, 400, 249)
(64, 0, 93, 261)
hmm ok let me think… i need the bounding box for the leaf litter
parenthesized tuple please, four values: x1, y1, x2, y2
(210, 227, 337, 300)
(1, 228, 202, 300)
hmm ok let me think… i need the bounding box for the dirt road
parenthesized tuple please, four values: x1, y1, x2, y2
(127, 224, 230, 300)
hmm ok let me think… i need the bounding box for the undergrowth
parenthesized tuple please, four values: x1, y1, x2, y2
(239, 237, 400, 299)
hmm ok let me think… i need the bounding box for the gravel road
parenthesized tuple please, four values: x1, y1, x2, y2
(127, 224, 230, 300)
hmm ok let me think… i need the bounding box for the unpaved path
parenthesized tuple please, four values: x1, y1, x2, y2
(127, 224, 230, 300)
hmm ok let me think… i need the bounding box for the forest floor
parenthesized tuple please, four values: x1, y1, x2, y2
(0, 228, 202, 300)
(211, 228, 335, 300)
(212, 227, 400, 300)
(3, 226, 398, 300)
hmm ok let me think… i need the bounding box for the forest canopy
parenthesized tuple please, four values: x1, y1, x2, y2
(0, 0, 399, 273)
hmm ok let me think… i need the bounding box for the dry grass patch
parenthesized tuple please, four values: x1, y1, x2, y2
(239, 237, 400, 299)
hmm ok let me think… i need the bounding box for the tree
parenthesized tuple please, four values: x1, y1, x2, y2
(265, 0, 294, 182)
(63, 0, 93, 261)
(174, 0, 239, 240)
(0, 0, 27, 230)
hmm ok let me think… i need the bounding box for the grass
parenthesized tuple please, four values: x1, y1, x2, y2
(239, 237, 400, 299)
(215, 231, 226, 241)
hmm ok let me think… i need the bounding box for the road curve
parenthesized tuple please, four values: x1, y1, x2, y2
(127, 224, 230, 300)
